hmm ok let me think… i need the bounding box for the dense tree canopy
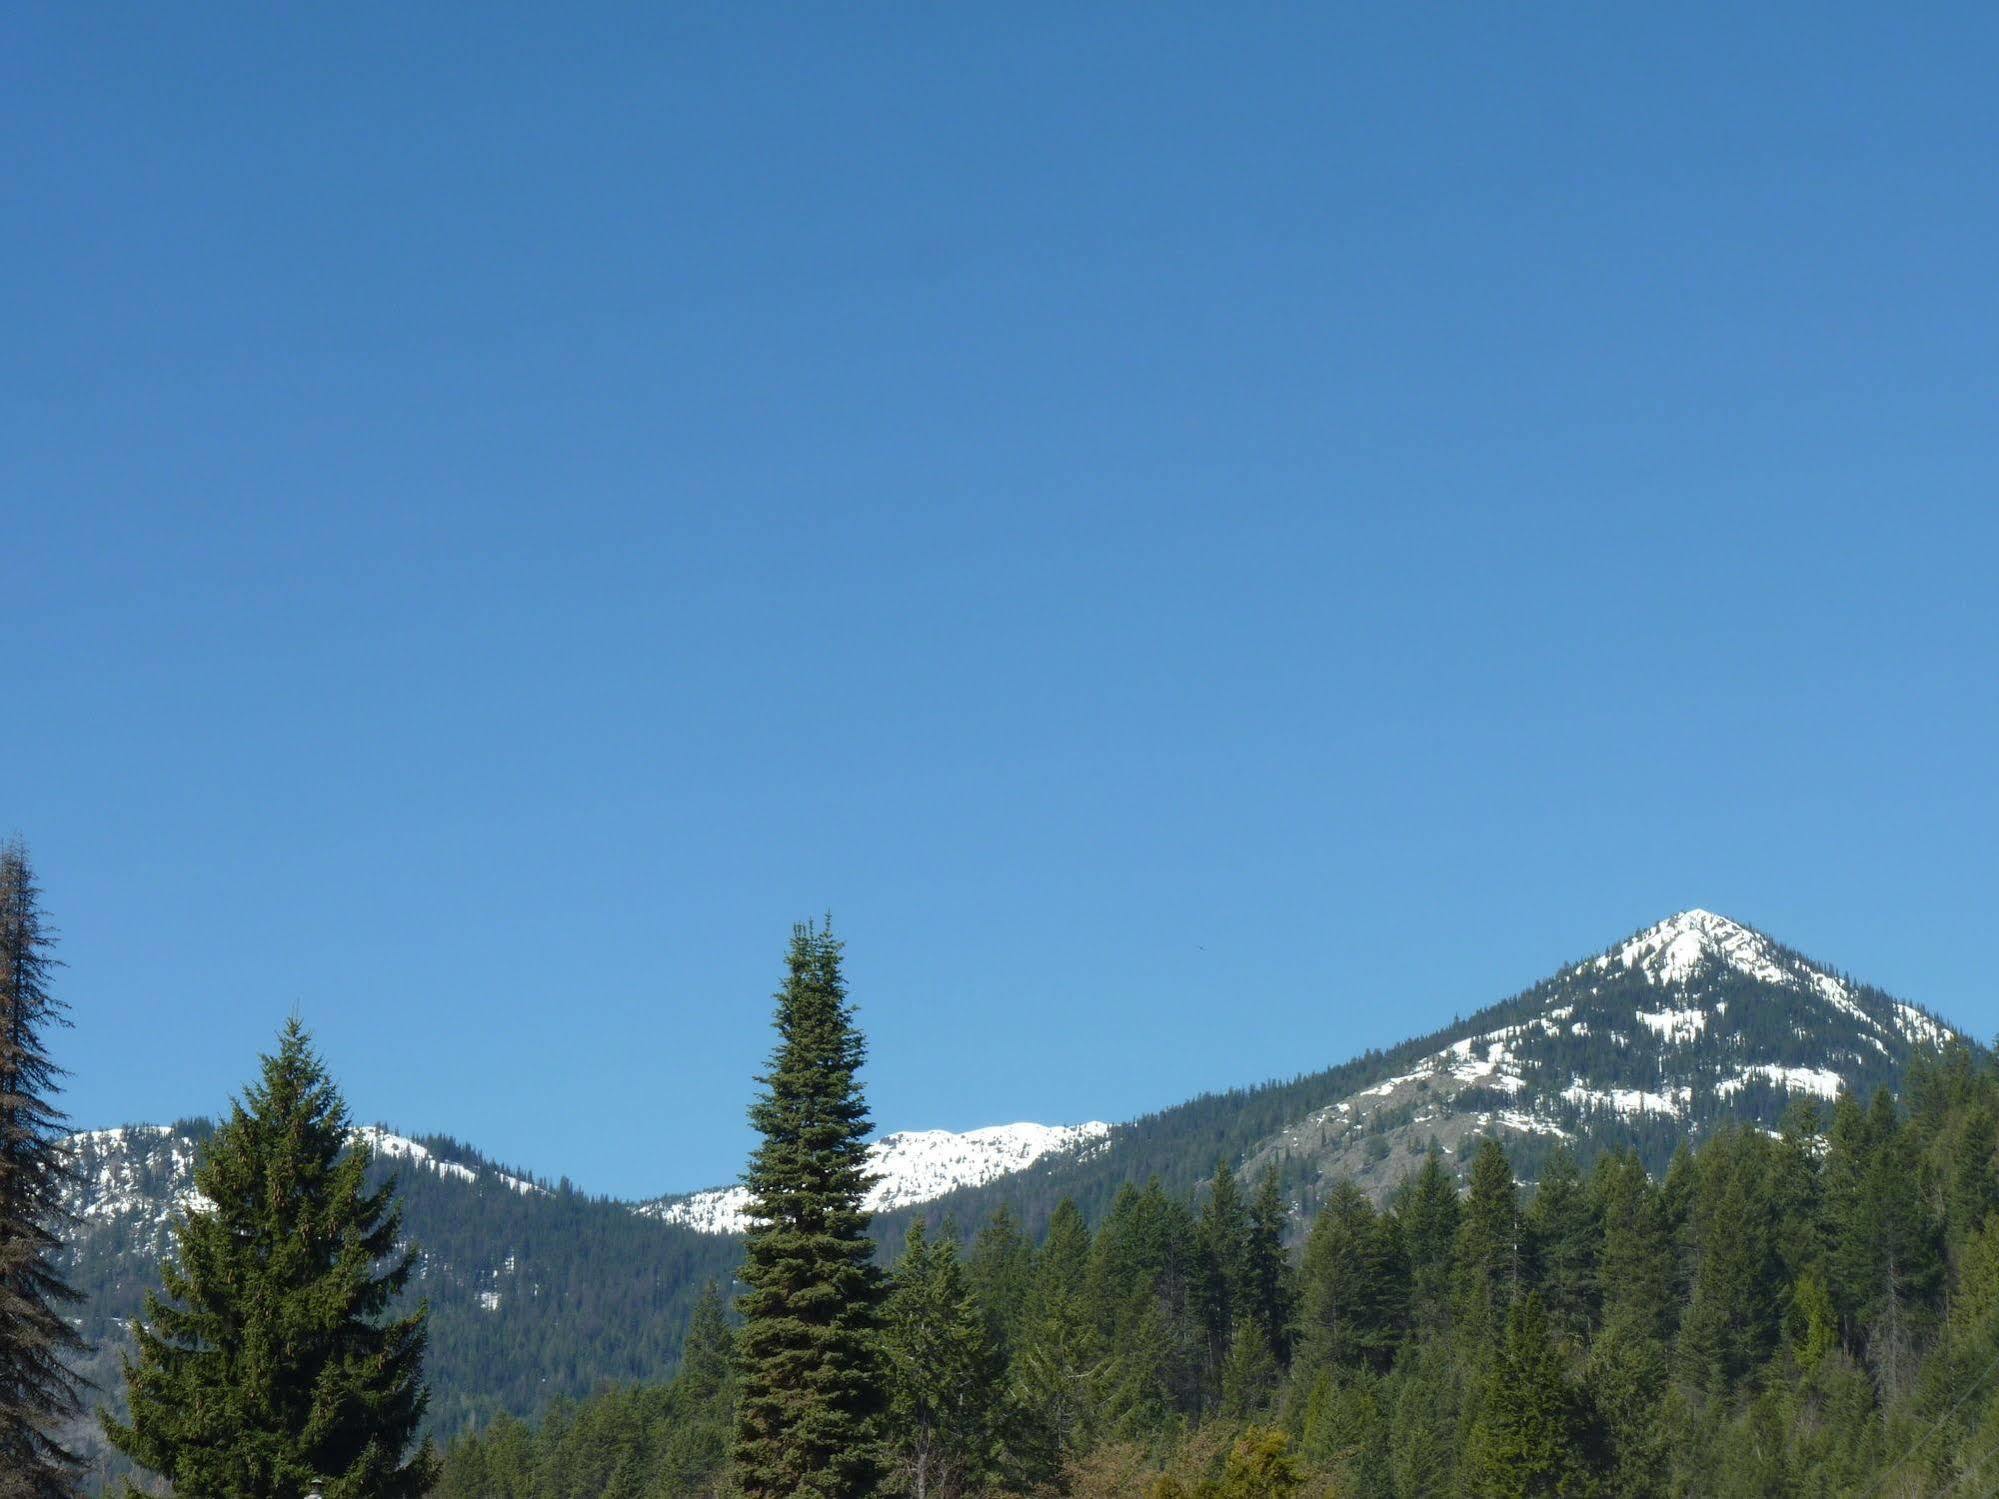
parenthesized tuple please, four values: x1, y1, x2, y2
(437, 1042, 1999, 1497)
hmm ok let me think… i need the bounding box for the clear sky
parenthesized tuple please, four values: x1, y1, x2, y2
(6, 6, 1996, 1198)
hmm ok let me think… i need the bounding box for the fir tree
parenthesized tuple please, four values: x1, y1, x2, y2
(1298, 1179, 1405, 1376)
(106, 1019, 436, 1499)
(1297, 1367, 1390, 1494)
(1676, 1128, 1780, 1393)
(881, 1220, 1005, 1499)
(1196, 1160, 1250, 1393)
(733, 921, 887, 1499)
(1464, 1293, 1594, 1499)
(0, 839, 87, 1499)
(1524, 1145, 1598, 1345)
(1012, 1200, 1104, 1478)
(1239, 1167, 1297, 1367)
(1592, 1150, 1674, 1344)
(1454, 1137, 1523, 1350)
(1395, 1147, 1461, 1336)
(679, 1279, 738, 1402)
(965, 1205, 1034, 1359)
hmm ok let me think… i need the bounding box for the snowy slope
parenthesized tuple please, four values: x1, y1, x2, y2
(60, 1123, 542, 1248)
(637, 1121, 1112, 1234)
(1240, 909, 1963, 1199)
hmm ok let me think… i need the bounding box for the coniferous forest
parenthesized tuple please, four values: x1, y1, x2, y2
(5, 846, 1999, 1496)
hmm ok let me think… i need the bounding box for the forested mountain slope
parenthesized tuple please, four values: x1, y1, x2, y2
(55, 909, 1967, 1457)
(906, 911, 1966, 1234)
(59, 1122, 743, 1455)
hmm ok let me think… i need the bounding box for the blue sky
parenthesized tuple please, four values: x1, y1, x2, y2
(5, 6, 1995, 1198)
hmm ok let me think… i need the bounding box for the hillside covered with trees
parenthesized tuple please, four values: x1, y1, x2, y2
(440, 1046, 1999, 1496)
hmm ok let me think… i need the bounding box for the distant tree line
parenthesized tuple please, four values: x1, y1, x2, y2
(436, 923, 1999, 1497)
(10, 847, 1999, 1497)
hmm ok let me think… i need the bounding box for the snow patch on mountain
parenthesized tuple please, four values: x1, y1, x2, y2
(1715, 1064, 1845, 1100)
(1561, 1080, 1693, 1118)
(1597, 909, 1795, 987)
(1635, 1007, 1707, 1044)
(357, 1127, 480, 1185)
(1893, 1003, 1953, 1050)
(66, 1126, 210, 1225)
(62, 1124, 544, 1233)
(640, 1121, 1112, 1235)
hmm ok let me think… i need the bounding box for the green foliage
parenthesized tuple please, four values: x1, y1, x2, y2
(1453, 1138, 1522, 1350)
(387, 944, 1999, 1499)
(882, 1220, 1006, 1498)
(106, 1020, 435, 1499)
(0, 839, 88, 1498)
(733, 921, 887, 1499)
(1463, 1294, 1594, 1498)
(1297, 1180, 1405, 1377)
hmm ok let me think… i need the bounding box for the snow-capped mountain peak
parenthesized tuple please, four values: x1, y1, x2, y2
(1243, 909, 1963, 1201)
(638, 1120, 1111, 1235)
(1599, 908, 1792, 987)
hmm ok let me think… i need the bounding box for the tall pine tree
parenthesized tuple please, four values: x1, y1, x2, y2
(734, 921, 887, 1499)
(0, 839, 87, 1499)
(107, 1019, 435, 1499)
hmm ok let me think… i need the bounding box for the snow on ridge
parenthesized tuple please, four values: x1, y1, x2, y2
(63, 1126, 208, 1226)
(356, 1127, 481, 1186)
(1589, 911, 1945, 1051)
(1600, 909, 1794, 988)
(355, 1127, 546, 1194)
(1715, 1064, 1845, 1101)
(63, 1124, 545, 1228)
(1561, 1079, 1691, 1119)
(1892, 1003, 1953, 1050)
(641, 1121, 1113, 1235)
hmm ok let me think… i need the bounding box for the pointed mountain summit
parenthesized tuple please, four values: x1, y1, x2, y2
(1230, 909, 1962, 1200)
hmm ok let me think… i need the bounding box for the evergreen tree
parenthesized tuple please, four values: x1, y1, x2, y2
(1524, 1145, 1597, 1344)
(1676, 1128, 1779, 1393)
(1297, 1367, 1389, 1494)
(733, 921, 887, 1499)
(965, 1205, 1034, 1358)
(1850, 1090, 1944, 1393)
(1592, 1150, 1674, 1344)
(106, 1019, 436, 1499)
(1395, 1147, 1461, 1336)
(1298, 1180, 1405, 1376)
(881, 1220, 1005, 1499)
(1239, 1168, 1297, 1367)
(1012, 1200, 1104, 1478)
(1385, 1338, 1463, 1499)
(1454, 1138, 1523, 1350)
(1217, 1315, 1280, 1418)
(1088, 1179, 1203, 1417)
(1196, 1160, 1250, 1393)
(0, 839, 87, 1499)
(1464, 1293, 1594, 1499)
(656, 1278, 737, 1495)
(679, 1278, 737, 1402)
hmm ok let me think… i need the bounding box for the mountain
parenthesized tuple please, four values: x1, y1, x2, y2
(892, 909, 1967, 1233)
(59, 1120, 744, 1474)
(637, 1121, 1112, 1233)
(1235, 908, 1956, 1204)
(54, 1114, 1107, 1463)
(53, 909, 1969, 1460)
